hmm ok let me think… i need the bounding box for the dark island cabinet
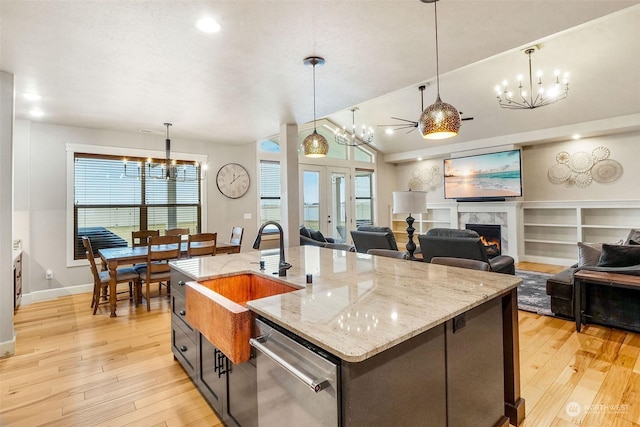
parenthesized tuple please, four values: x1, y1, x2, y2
(171, 271, 198, 381)
(170, 270, 256, 427)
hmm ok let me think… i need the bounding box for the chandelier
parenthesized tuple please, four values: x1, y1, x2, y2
(334, 107, 373, 146)
(495, 47, 569, 109)
(418, 0, 460, 140)
(124, 123, 207, 181)
(302, 56, 329, 158)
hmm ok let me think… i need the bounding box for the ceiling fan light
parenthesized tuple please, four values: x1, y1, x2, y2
(303, 130, 329, 157)
(418, 96, 461, 140)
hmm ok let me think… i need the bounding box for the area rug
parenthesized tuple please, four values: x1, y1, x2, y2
(515, 270, 553, 316)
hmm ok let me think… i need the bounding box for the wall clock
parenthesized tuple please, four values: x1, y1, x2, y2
(216, 163, 250, 199)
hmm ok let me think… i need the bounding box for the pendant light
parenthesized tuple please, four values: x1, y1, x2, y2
(302, 56, 329, 157)
(418, 0, 461, 140)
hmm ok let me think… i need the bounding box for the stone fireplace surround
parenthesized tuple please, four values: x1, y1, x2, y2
(428, 201, 522, 262)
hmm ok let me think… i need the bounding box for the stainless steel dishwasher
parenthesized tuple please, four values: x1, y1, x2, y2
(250, 318, 340, 427)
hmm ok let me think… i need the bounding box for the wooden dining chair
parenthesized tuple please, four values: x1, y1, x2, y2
(187, 232, 217, 257)
(82, 236, 139, 315)
(132, 230, 159, 247)
(165, 228, 190, 237)
(138, 235, 181, 311)
(230, 226, 244, 246)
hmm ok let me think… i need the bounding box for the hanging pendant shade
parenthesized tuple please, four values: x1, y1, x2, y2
(302, 130, 329, 158)
(302, 56, 328, 157)
(419, 0, 460, 140)
(418, 95, 461, 140)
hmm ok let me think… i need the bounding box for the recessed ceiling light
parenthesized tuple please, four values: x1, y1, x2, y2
(29, 110, 44, 117)
(385, 128, 394, 135)
(23, 93, 41, 101)
(196, 17, 221, 33)
(417, 157, 423, 161)
(572, 134, 581, 140)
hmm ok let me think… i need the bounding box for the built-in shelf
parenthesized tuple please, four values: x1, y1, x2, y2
(520, 200, 640, 265)
(391, 205, 454, 245)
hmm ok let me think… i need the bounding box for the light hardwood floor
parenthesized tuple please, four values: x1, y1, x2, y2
(1, 264, 639, 426)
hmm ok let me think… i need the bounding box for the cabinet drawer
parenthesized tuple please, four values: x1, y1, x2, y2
(171, 270, 190, 297)
(172, 320, 197, 377)
(172, 293, 193, 330)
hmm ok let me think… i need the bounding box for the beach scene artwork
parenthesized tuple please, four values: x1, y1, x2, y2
(444, 150, 522, 199)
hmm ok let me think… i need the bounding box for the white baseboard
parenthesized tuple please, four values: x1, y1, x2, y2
(0, 332, 16, 358)
(20, 283, 93, 306)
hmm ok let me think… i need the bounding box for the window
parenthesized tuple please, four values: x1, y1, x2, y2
(354, 144, 375, 163)
(355, 170, 374, 227)
(73, 153, 202, 260)
(259, 138, 280, 153)
(259, 160, 281, 232)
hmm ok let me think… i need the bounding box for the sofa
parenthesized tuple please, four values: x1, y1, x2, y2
(350, 226, 399, 254)
(545, 229, 640, 327)
(418, 228, 516, 275)
(300, 225, 354, 251)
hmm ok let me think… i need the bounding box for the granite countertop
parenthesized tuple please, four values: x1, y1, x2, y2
(170, 246, 521, 362)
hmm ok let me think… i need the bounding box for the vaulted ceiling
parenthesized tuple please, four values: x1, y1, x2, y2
(2, 1, 639, 161)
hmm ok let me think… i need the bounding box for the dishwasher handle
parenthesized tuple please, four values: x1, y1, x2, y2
(250, 335, 330, 393)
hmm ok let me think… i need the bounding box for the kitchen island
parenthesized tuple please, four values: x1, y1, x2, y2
(170, 246, 524, 427)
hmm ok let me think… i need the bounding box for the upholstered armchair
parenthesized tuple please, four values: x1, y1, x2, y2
(350, 226, 400, 254)
(418, 228, 515, 275)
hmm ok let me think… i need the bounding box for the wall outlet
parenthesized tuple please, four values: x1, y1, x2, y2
(243, 213, 252, 220)
(46, 269, 53, 280)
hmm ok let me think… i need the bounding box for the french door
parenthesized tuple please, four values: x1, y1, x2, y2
(300, 165, 351, 243)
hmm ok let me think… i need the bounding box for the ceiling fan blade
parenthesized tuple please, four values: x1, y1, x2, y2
(389, 117, 418, 124)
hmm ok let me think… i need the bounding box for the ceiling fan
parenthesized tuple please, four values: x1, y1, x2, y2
(379, 85, 474, 134)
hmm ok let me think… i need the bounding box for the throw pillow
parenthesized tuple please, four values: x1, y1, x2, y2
(629, 239, 640, 245)
(299, 226, 311, 239)
(577, 242, 602, 267)
(310, 229, 327, 243)
(597, 243, 640, 267)
(624, 229, 640, 245)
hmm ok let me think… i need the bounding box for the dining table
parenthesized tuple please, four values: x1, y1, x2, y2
(98, 241, 241, 317)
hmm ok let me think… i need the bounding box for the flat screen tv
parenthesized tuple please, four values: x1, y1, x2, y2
(443, 149, 523, 201)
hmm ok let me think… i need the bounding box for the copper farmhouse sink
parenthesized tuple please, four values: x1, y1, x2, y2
(185, 274, 298, 364)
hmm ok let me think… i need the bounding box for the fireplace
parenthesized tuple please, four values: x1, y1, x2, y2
(466, 224, 501, 258)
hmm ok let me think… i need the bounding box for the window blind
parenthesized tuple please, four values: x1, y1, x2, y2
(74, 153, 201, 259)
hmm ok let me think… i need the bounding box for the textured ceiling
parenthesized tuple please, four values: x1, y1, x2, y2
(2, 1, 639, 160)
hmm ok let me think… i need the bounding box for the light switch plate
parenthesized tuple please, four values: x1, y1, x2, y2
(243, 213, 252, 220)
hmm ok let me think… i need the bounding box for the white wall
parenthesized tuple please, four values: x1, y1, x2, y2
(522, 132, 640, 201)
(13, 120, 257, 299)
(1, 71, 15, 355)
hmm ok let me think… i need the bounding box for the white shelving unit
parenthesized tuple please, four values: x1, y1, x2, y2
(391, 204, 454, 245)
(521, 200, 640, 265)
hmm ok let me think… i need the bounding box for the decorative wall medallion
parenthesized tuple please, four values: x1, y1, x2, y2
(409, 165, 442, 192)
(567, 151, 594, 172)
(592, 146, 610, 161)
(548, 163, 572, 184)
(556, 151, 570, 163)
(548, 147, 622, 187)
(591, 159, 622, 183)
(409, 178, 423, 191)
(574, 172, 593, 188)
